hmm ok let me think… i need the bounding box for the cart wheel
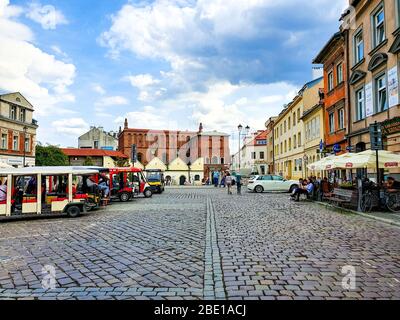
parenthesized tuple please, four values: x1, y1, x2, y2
(119, 192, 130, 202)
(144, 188, 153, 198)
(67, 205, 81, 218)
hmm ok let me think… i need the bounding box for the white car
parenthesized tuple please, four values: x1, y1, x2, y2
(247, 175, 299, 193)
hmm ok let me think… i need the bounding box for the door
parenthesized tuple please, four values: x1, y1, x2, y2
(272, 175, 286, 191)
(179, 175, 186, 185)
(287, 161, 292, 180)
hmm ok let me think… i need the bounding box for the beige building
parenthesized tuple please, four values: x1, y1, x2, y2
(0, 92, 38, 167)
(274, 78, 323, 179)
(341, 0, 400, 176)
(302, 103, 324, 177)
(265, 117, 277, 174)
(79, 126, 118, 150)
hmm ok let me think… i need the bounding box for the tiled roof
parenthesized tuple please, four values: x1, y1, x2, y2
(61, 148, 128, 158)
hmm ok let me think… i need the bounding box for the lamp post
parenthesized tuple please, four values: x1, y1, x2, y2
(238, 124, 250, 173)
(23, 126, 28, 167)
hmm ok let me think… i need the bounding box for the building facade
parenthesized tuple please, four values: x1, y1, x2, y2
(274, 78, 323, 179)
(231, 130, 269, 176)
(62, 148, 129, 168)
(302, 103, 324, 177)
(313, 31, 349, 156)
(265, 117, 276, 174)
(341, 0, 400, 177)
(118, 120, 230, 183)
(0, 92, 38, 167)
(79, 126, 118, 150)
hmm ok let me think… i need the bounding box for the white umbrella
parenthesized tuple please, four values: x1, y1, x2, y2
(333, 150, 400, 169)
(0, 161, 12, 169)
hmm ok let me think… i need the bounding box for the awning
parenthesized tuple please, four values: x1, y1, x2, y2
(333, 150, 400, 169)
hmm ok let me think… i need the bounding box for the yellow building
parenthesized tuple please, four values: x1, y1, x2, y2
(274, 77, 323, 179)
(302, 103, 324, 177)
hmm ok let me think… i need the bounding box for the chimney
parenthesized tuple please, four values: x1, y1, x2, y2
(124, 118, 128, 129)
(198, 123, 203, 133)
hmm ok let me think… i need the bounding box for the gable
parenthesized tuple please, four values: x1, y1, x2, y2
(349, 70, 367, 85)
(168, 157, 189, 170)
(145, 157, 167, 170)
(0, 92, 34, 110)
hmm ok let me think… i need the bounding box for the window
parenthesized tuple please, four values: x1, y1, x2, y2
(251, 152, 256, 160)
(13, 135, 18, 151)
(354, 29, 364, 64)
(259, 152, 264, 160)
(328, 71, 334, 91)
(94, 140, 99, 149)
(338, 108, 345, 130)
(293, 135, 297, 149)
(298, 133, 301, 147)
(329, 113, 335, 133)
(284, 121, 286, 133)
(19, 109, 26, 122)
(373, 6, 385, 47)
(375, 73, 387, 113)
(258, 175, 272, 181)
(272, 175, 284, 181)
(297, 109, 300, 123)
(10, 106, 17, 120)
(288, 138, 291, 151)
(298, 159, 302, 172)
(284, 140, 287, 153)
(337, 63, 343, 84)
(356, 87, 365, 120)
(221, 158, 224, 164)
(25, 137, 30, 152)
(293, 113, 296, 126)
(1, 133, 7, 149)
(288, 117, 291, 130)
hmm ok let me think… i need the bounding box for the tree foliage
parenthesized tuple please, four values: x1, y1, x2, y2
(36, 144, 69, 166)
(83, 157, 95, 166)
(115, 157, 130, 167)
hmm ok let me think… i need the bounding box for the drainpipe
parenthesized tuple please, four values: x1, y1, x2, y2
(345, 30, 352, 150)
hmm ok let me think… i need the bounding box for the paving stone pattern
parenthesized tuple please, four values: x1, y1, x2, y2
(0, 188, 399, 300)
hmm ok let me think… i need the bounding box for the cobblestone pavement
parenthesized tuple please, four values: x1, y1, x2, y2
(0, 188, 399, 300)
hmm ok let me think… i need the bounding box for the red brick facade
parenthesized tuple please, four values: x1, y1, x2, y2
(118, 120, 230, 169)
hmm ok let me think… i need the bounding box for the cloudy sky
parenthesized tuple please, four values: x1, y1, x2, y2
(0, 0, 348, 148)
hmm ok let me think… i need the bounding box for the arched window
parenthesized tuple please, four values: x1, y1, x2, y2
(212, 156, 218, 164)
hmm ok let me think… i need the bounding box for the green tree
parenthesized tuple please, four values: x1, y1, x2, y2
(36, 144, 69, 166)
(83, 157, 95, 166)
(115, 157, 130, 167)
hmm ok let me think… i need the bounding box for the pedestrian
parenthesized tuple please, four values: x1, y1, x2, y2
(225, 172, 233, 195)
(213, 171, 219, 187)
(236, 174, 242, 195)
(220, 173, 226, 188)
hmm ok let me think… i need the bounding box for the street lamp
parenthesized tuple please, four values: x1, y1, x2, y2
(23, 126, 28, 167)
(238, 124, 250, 172)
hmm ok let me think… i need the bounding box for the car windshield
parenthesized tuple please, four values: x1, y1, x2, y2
(147, 173, 161, 181)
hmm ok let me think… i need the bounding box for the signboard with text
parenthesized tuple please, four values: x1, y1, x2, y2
(388, 66, 399, 108)
(365, 82, 373, 117)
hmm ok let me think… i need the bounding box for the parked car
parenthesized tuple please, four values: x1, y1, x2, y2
(247, 175, 299, 193)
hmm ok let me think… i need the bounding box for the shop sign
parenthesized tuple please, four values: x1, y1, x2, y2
(381, 117, 400, 136)
(365, 82, 373, 117)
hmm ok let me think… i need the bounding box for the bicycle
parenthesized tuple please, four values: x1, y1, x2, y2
(360, 188, 400, 213)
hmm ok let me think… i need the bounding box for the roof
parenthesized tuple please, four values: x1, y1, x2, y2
(0, 167, 99, 176)
(313, 32, 343, 64)
(62, 148, 128, 158)
(200, 130, 229, 137)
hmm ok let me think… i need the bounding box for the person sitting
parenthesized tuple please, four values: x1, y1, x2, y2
(98, 174, 110, 198)
(0, 180, 7, 202)
(290, 179, 304, 199)
(386, 177, 400, 192)
(293, 179, 314, 202)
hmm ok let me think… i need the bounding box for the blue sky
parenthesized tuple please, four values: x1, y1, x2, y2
(0, 0, 348, 148)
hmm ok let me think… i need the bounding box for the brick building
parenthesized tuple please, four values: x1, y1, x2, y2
(0, 92, 38, 167)
(118, 119, 230, 183)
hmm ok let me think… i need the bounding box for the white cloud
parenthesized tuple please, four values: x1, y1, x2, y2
(0, 0, 76, 116)
(26, 2, 68, 30)
(52, 117, 89, 136)
(95, 95, 129, 107)
(91, 84, 106, 95)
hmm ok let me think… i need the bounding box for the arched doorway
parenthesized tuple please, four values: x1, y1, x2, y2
(179, 175, 186, 185)
(165, 175, 172, 186)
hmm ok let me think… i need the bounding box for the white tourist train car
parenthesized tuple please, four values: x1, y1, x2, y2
(0, 166, 101, 220)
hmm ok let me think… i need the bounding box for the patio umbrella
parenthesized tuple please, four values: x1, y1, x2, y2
(308, 153, 352, 171)
(333, 150, 400, 169)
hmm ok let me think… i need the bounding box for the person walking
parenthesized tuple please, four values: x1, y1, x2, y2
(213, 171, 219, 187)
(236, 174, 242, 195)
(225, 172, 233, 195)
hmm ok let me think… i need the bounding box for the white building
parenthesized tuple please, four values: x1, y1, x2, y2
(231, 130, 269, 176)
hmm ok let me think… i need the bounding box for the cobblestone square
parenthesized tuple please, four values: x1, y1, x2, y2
(0, 187, 399, 300)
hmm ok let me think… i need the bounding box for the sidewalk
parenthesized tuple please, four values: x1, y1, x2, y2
(315, 201, 400, 227)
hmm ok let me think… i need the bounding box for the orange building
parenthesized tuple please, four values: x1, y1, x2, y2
(313, 31, 349, 155)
